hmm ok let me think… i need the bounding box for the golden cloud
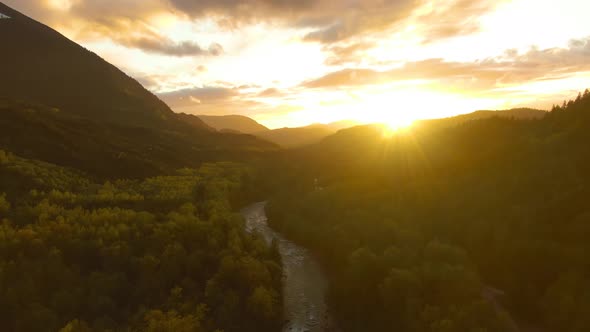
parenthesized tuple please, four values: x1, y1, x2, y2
(303, 38, 590, 91)
(6, 0, 505, 50)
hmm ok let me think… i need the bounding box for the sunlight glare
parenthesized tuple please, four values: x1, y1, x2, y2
(358, 88, 505, 129)
(380, 111, 415, 132)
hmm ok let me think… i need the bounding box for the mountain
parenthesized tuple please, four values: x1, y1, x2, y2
(0, 98, 276, 178)
(198, 114, 269, 134)
(194, 115, 359, 147)
(270, 108, 550, 174)
(325, 119, 360, 131)
(252, 120, 359, 148)
(175, 112, 217, 131)
(0, 2, 208, 131)
(472, 108, 546, 119)
(255, 124, 336, 148)
(0, 3, 276, 177)
(419, 108, 547, 127)
(261, 90, 590, 332)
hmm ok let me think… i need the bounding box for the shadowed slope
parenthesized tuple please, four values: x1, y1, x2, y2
(198, 114, 270, 134)
(0, 2, 208, 131)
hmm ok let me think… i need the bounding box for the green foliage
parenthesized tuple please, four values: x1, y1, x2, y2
(0, 193, 10, 217)
(59, 320, 93, 332)
(0, 99, 276, 179)
(0, 158, 282, 332)
(265, 90, 590, 332)
(142, 308, 206, 332)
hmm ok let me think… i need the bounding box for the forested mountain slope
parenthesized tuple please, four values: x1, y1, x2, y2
(197, 115, 270, 134)
(0, 151, 283, 332)
(418, 108, 546, 128)
(0, 2, 199, 130)
(0, 99, 277, 178)
(264, 90, 590, 332)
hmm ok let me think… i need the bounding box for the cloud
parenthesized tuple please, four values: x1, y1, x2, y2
(416, 0, 506, 43)
(118, 35, 224, 57)
(303, 68, 385, 88)
(135, 75, 160, 90)
(170, 0, 422, 43)
(257, 88, 282, 97)
(84, 19, 225, 57)
(158, 86, 239, 108)
(4, 0, 163, 28)
(6, 0, 503, 47)
(303, 37, 590, 91)
(130, 72, 179, 90)
(81, 19, 225, 57)
(156, 83, 295, 117)
(4, 0, 224, 57)
(301, 0, 422, 43)
(171, 0, 505, 45)
(323, 41, 376, 66)
(166, 0, 316, 19)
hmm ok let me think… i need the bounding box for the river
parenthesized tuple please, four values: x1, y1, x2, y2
(241, 202, 337, 332)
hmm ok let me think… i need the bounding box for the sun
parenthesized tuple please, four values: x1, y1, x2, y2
(363, 95, 416, 135)
(356, 90, 421, 134)
(379, 117, 414, 138)
(383, 116, 415, 131)
(358, 88, 493, 135)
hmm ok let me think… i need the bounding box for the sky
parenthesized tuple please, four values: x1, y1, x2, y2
(5, 0, 590, 128)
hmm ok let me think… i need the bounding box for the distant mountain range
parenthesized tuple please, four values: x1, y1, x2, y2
(419, 108, 547, 127)
(0, 3, 276, 177)
(272, 106, 556, 181)
(197, 108, 547, 148)
(196, 115, 360, 148)
(254, 125, 336, 148)
(323, 119, 361, 131)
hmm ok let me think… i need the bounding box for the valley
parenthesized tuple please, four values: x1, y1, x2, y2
(242, 202, 337, 332)
(1, 1, 589, 331)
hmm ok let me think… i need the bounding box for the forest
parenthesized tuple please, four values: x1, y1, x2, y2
(3, 3, 588, 331)
(2, 90, 589, 332)
(0, 153, 282, 332)
(264, 90, 590, 332)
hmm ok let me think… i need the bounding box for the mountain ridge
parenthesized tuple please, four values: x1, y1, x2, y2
(418, 108, 547, 127)
(0, 98, 277, 178)
(0, 2, 209, 131)
(197, 114, 270, 134)
(254, 125, 336, 148)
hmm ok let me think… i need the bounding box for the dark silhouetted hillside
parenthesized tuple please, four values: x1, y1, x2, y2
(419, 108, 546, 128)
(0, 2, 208, 131)
(197, 114, 270, 134)
(0, 98, 277, 178)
